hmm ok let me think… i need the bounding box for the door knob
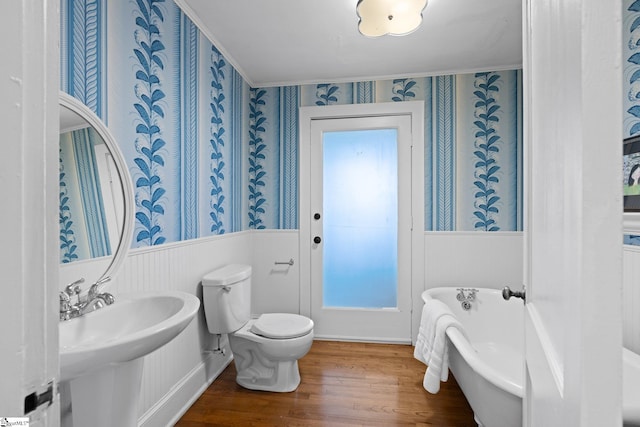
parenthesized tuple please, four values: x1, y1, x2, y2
(313, 236, 322, 244)
(502, 286, 526, 302)
(314, 213, 321, 220)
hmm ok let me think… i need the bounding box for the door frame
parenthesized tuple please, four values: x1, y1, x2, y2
(299, 101, 425, 343)
(1, 0, 59, 420)
(522, 0, 622, 424)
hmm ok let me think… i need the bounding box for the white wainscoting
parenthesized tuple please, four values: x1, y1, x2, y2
(115, 231, 253, 424)
(59, 231, 252, 425)
(424, 232, 524, 290)
(59, 230, 303, 425)
(249, 231, 526, 344)
(70, 228, 636, 426)
(251, 231, 526, 343)
(59, 229, 532, 424)
(624, 244, 640, 354)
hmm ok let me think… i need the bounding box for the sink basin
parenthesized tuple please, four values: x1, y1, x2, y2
(60, 290, 200, 382)
(59, 291, 200, 427)
(624, 347, 640, 425)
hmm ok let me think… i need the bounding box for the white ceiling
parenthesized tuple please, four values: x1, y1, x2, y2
(175, 0, 522, 88)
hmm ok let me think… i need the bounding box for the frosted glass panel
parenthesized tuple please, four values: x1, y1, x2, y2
(322, 129, 398, 308)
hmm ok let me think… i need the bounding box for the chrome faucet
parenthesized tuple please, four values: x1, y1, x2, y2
(456, 288, 479, 311)
(59, 277, 115, 321)
(59, 278, 84, 320)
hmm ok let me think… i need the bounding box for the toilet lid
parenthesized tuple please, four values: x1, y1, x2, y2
(250, 313, 314, 339)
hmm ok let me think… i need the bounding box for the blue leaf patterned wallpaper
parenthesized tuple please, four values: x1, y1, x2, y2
(248, 88, 268, 229)
(61, 0, 247, 249)
(61, 0, 523, 252)
(60, 0, 106, 117)
(209, 46, 227, 234)
(59, 150, 78, 263)
(624, 0, 640, 246)
(456, 72, 521, 232)
(295, 75, 522, 232)
(626, 0, 640, 138)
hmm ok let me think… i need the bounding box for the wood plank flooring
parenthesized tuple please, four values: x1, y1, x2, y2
(176, 340, 474, 427)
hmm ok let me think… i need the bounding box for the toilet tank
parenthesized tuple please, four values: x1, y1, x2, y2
(202, 264, 252, 334)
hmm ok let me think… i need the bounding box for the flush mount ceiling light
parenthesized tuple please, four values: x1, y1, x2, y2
(356, 0, 428, 37)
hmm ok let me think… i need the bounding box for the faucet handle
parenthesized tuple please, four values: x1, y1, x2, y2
(101, 292, 115, 305)
(59, 291, 71, 307)
(88, 277, 112, 299)
(64, 278, 85, 296)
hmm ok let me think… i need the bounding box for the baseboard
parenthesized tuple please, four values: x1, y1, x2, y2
(313, 335, 411, 345)
(138, 352, 233, 427)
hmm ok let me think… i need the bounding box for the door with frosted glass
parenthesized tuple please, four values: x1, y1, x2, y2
(310, 115, 412, 342)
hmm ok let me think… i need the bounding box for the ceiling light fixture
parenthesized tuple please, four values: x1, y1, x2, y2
(356, 0, 428, 37)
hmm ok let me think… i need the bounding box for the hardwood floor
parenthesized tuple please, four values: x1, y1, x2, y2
(176, 340, 474, 427)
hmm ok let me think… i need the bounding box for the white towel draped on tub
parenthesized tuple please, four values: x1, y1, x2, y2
(414, 299, 466, 394)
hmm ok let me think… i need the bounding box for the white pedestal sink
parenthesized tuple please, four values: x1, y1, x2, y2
(59, 291, 200, 427)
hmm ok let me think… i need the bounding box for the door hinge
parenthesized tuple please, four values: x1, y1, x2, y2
(24, 381, 54, 414)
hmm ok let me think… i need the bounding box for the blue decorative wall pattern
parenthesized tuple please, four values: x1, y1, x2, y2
(280, 87, 301, 229)
(130, 0, 169, 246)
(59, 149, 79, 263)
(59, 129, 113, 263)
(315, 84, 340, 106)
(625, 0, 640, 137)
(624, 0, 640, 248)
(422, 79, 434, 230)
(392, 78, 418, 102)
(355, 81, 375, 104)
(378, 77, 440, 230)
(248, 88, 268, 229)
(209, 46, 226, 234)
(456, 71, 521, 231)
(471, 72, 503, 231)
(227, 68, 246, 233)
(71, 129, 111, 256)
(179, 14, 199, 240)
(625, 235, 640, 246)
(197, 38, 245, 235)
(62, 1, 522, 244)
(432, 76, 457, 231)
(63, 1, 248, 248)
(246, 86, 301, 230)
(60, 0, 106, 118)
(301, 83, 354, 106)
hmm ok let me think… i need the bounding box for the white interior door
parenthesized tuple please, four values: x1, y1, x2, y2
(299, 102, 424, 344)
(0, 0, 59, 423)
(522, 0, 622, 425)
(309, 115, 412, 342)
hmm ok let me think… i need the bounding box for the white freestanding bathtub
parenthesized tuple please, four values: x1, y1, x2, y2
(422, 287, 640, 427)
(422, 287, 523, 427)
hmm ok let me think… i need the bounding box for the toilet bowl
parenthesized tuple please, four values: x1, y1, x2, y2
(229, 314, 313, 392)
(202, 264, 314, 392)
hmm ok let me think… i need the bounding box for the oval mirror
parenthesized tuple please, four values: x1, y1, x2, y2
(58, 92, 134, 292)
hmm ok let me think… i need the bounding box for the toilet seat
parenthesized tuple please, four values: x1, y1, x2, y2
(250, 313, 313, 339)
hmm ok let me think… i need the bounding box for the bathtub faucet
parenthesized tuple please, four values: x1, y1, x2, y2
(456, 288, 479, 310)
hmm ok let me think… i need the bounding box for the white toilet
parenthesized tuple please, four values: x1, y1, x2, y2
(202, 264, 314, 392)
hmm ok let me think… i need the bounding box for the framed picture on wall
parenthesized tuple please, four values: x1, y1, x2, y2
(624, 135, 640, 212)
